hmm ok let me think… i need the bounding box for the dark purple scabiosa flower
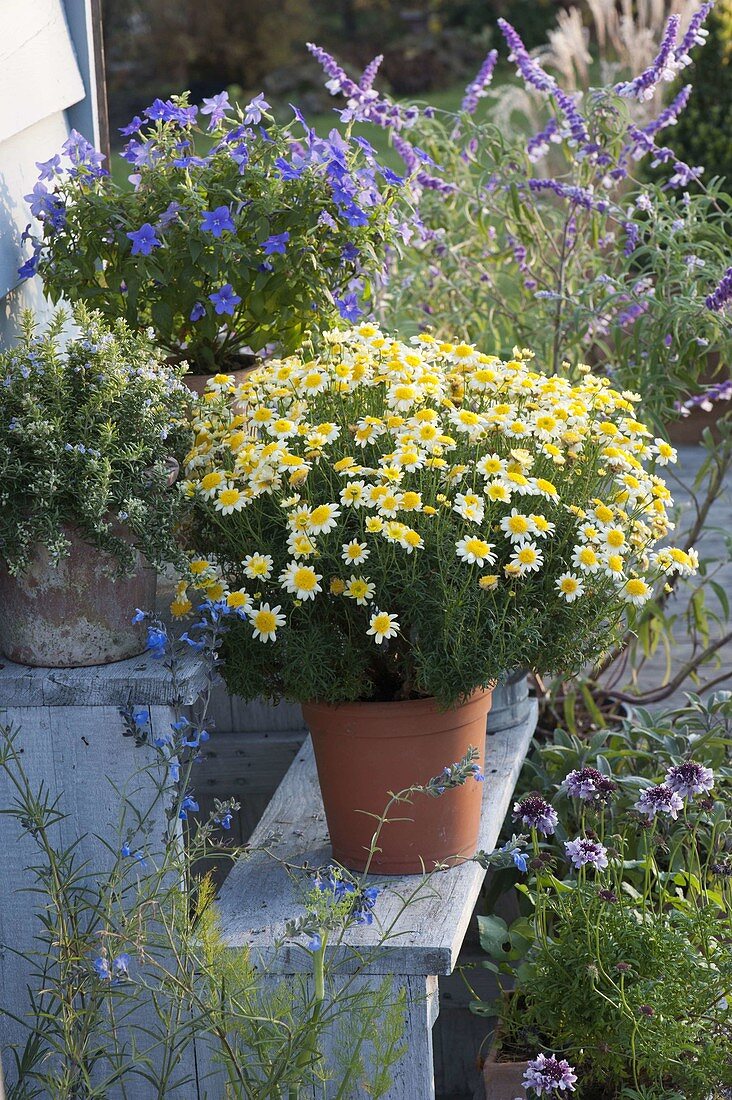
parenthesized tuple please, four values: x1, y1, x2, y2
(564, 836, 609, 871)
(634, 784, 684, 821)
(706, 267, 732, 313)
(523, 1052, 577, 1094)
(513, 794, 558, 836)
(598, 888, 618, 903)
(562, 767, 617, 806)
(665, 761, 714, 798)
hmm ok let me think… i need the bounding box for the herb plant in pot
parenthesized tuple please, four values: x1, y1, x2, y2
(0, 308, 190, 667)
(20, 97, 405, 387)
(180, 323, 695, 873)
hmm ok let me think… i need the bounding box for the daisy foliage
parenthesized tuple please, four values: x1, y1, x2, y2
(179, 324, 695, 706)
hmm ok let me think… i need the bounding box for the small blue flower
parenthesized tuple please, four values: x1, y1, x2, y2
(307, 933, 322, 952)
(201, 91, 231, 129)
(127, 223, 161, 256)
(132, 709, 149, 727)
(112, 953, 131, 979)
(209, 283, 242, 316)
(335, 293, 363, 322)
(179, 794, 199, 820)
(189, 302, 206, 322)
(146, 625, 168, 657)
(512, 850, 528, 873)
(201, 205, 235, 238)
(93, 956, 111, 980)
(262, 231, 290, 255)
(35, 154, 61, 181)
(243, 94, 270, 125)
(132, 608, 147, 624)
(119, 115, 144, 137)
(17, 252, 39, 280)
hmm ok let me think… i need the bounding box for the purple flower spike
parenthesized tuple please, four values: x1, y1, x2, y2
(523, 1052, 577, 1094)
(706, 267, 732, 313)
(634, 784, 684, 821)
(665, 762, 714, 798)
(462, 49, 498, 114)
(564, 836, 609, 871)
(359, 54, 384, 92)
(615, 15, 680, 101)
(513, 794, 558, 836)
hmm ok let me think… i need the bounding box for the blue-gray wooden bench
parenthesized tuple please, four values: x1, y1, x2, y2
(215, 700, 538, 1100)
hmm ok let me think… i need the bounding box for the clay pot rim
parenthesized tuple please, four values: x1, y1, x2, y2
(303, 686, 492, 725)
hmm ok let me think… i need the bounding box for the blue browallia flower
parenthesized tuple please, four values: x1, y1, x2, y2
(275, 157, 304, 181)
(119, 115, 144, 137)
(201, 205, 235, 237)
(244, 94, 270, 125)
(335, 293, 363, 322)
(179, 793, 200, 820)
(158, 201, 181, 228)
(24, 182, 65, 227)
(127, 223, 161, 256)
(35, 154, 61, 181)
(201, 91, 231, 129)
(209, 283, 241, 316)
(189, 302, 206, 323)
(341, 242, 359, 263)
(62, 129, 107, 177)
(17, 252, 39, 280)
(262, 231, 290, 255)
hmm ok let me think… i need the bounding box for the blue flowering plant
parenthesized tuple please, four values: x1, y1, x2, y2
(21, 96, 407, 374)
(0, 306, 190, 575)
(311, 9, 732, 421)
(474, 694, 732, 1098)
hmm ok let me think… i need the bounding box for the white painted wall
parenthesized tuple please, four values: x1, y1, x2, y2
(0, 0, 99, 344)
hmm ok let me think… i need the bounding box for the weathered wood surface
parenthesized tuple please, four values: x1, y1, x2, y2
(217, 702, 538, 977)
(0, 648, 208, 708)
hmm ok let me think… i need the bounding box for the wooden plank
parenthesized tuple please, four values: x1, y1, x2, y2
(217, 702, 538, 977)
(0, 0, 84, 142)
(0, 650, 208, 708)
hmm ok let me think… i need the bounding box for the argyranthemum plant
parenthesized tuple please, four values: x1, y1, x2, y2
(180, 324, 696, 706)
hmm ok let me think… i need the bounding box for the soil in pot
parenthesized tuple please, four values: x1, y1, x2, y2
(0, 526, 156, 667)
(303, 689, 492, 875)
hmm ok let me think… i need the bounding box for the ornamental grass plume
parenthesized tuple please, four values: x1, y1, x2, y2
(178, 325, 696, 706)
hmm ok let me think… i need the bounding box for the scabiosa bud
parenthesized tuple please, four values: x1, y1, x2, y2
(615, 961, 631, 972)
(523, 1052, 577, 1094)
(634, 784, 684, 821)
(638, 1004, 655, 1017)
(562, 767, 617, 805)
(598, 888, 618, 903)
(564, 836, 609, 871)
(665, 761, 714, 799)
(513, 794, 558, 836)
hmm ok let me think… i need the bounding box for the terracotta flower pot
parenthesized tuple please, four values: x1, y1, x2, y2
(302, 689, 492, 874)
(482, 1047, 529, 1100)
(182, 366, 255, 397)
(0, 526, 156, 668)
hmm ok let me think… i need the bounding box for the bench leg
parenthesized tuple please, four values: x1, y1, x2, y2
(382, 973, 438, 1100)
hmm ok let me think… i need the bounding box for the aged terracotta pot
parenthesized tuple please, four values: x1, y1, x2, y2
(482, 1048, 530, 1100)
(302, 689, 492, 875)
(0, 526, 156, 667)
(183, 366, 255, 397)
